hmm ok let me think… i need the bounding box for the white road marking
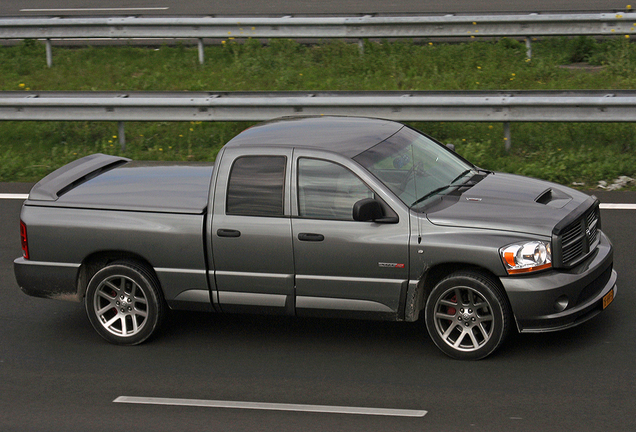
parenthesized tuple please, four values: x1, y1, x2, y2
(0, 194, 29, 200)
(600, 203, 636, 210)
(20, 8, 169, 12)
(113, 396, 428, 417)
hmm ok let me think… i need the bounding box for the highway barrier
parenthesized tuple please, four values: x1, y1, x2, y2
(2, 90, 635, 150)
(1, 12, 635, 65)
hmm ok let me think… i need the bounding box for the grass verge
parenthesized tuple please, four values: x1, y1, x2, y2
(1, 36, 636, 188)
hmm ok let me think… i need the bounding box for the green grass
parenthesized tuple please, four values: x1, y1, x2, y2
(1, 36, 636, 187)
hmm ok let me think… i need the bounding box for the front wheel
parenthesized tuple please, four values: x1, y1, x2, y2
(85, 261, 164, 345)
(425, 272, 511, 360)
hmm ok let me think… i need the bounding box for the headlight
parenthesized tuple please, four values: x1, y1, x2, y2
(500, 241, 552, 274)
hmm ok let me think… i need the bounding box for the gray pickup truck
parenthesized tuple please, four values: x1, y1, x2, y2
(14, 116, 617, 359)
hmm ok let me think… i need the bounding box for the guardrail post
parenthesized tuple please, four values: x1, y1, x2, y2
(503, 122, 511, 151)
(525, 37, 532, 59)
(198, 38, 205, 65)
(118, 121, 126, 151)
(45, 39, 53, 68)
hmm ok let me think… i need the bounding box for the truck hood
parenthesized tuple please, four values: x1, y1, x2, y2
(27, 154, 214, 214)
(425, 172, 594, 236)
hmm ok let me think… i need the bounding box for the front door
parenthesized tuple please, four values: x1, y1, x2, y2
(291, 154, 410, 319)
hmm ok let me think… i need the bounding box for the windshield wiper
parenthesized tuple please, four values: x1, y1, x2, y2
(410, 184, 464, 207)
(450, 169, 473, 184)
(410, 170, 477, 208)
(475, 168, 493, 175)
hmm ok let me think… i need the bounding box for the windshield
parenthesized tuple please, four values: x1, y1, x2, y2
(354, 126, 475, 207)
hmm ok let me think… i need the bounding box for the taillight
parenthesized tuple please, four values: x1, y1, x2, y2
(20, 220, 29, 260)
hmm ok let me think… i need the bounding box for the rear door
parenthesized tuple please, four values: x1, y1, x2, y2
(211, 146, 294, 314)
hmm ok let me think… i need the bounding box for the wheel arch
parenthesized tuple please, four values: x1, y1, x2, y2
(413, 262, 514, 324)
(77, 251, 159, 300)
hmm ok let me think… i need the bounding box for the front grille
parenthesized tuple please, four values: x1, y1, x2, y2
(586, 208, 599, 244)
(561, 222, 584, 263)
(555, 203, 601, 268)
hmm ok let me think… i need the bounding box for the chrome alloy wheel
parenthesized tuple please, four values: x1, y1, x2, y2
(92, 274, 149, 338)
(432, 286, 495, 352)
(425, 272, 509, 360)
(85, 261, 164, 345)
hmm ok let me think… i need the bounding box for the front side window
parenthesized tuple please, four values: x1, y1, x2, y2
(298, 158, 373, 220)
(227, 156, 286, 216)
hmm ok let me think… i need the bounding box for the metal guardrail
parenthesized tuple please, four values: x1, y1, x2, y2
(1, 12, 635, 65)
(2, 13, 635, 39)
(2, 90, 635, 122)
(2, 90, 635, 150)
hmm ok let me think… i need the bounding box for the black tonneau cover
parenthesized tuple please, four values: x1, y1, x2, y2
(27, 154, 214, 214)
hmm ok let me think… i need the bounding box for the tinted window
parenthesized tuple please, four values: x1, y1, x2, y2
(227, 156, 286, 216)
(298, 158, 373, 220)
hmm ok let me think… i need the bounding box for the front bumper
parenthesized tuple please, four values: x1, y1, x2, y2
(501, 231, 617, 333)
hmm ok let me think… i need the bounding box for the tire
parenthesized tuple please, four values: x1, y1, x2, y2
(84, 261, 164, 345)
(424, 272, 511, 360)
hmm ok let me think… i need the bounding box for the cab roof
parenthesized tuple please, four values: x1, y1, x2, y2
(225, 116, 404, 158)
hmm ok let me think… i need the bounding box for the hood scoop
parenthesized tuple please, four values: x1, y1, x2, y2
(535, 188, 572, 209)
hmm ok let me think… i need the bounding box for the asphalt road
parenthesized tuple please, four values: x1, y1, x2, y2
(1, 185, 634, 431)
(0, 0, 630, 17)
(2, 2, 633, 430)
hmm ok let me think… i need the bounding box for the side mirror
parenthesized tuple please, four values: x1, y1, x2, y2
(353, 198, 398, 223)
(446, 143, 456, 152)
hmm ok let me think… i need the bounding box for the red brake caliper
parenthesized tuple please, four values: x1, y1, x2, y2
(447, 295, 457, 316)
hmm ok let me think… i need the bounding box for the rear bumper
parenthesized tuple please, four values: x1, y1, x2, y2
(502, 231, 617, 333)
(14, 257, 81, 302)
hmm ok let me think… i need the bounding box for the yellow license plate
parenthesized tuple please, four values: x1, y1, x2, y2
(602, 289, 614, 309)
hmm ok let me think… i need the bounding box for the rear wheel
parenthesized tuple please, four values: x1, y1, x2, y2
(425, 272, 510, 360)
(84, 261, 164, 345)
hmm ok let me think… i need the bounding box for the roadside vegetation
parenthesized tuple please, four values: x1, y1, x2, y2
(1, 36, 636, 188)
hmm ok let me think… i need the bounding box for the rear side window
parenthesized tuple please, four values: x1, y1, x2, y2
(226, 156, 286, 217)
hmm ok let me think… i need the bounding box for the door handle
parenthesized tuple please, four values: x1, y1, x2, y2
(298, 233, 324, 242)
(217, 229, 241, 238)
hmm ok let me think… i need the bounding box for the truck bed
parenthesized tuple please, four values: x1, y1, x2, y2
(27, 154, 214, 214)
